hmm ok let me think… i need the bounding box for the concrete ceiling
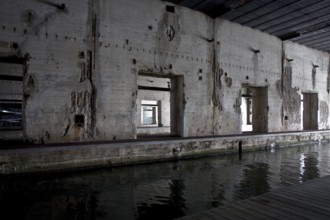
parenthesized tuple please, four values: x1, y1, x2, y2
(166, 0, 330, 53)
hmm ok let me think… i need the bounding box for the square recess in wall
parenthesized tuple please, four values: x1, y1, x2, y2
(74, 114, 85, 127)
(166, 5, 175, 13)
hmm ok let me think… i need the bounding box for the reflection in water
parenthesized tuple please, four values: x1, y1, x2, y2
(210, 182, 225, 208)
(234, 162, 270, 200)
(136, 179, 186, 220)
(1, 143, 330, 220)
(300, 152, 320, 182)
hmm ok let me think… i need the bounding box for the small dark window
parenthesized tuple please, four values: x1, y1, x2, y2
(75, 114, 85, 126)
(166, 5, 175, 13)
(284, 116, 288, 120)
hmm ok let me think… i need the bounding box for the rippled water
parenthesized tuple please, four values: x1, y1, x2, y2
(1, 142, 330, 220)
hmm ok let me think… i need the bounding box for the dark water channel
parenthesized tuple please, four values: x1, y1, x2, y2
(1, 143, 330, 220)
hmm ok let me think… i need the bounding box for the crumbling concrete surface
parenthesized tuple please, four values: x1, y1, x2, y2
(0, 0, 329, 144)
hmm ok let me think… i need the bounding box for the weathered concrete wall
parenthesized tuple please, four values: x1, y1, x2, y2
(215, 19, 283, 134)
(0, 0, 330, 144)
(283, 42, 330, 130)
(0, 0, 93, 143)
(94, 0, 214, 139)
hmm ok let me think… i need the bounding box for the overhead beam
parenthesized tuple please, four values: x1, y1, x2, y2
(249, 0, 315, 29)
(242, 0, 301, 26)
(294, 28, 330, 43)
(297, 33, 330, 45)
(309, 42, 330, 50)
(220, 0, 258, 20)
(271, 13, 330, 36)
(261, 1, 328, 32)
(252, 0, 323, 29)
(191, 0, 211, 9)
(307, 40, 330, 48)
(279, 31, 300, 41)
(230, 0, 276, 22)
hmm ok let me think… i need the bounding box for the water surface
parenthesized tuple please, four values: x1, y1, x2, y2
(1, 143, 330, 220)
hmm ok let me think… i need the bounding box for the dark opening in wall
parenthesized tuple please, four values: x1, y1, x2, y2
(78, 51, 85, 59)
(57, 3, 66, 10)
(0, 102, 22, 130)
(0, 75, 23, 81)
(166, 5, 175, 13)
(75, 114, 85, 127)
(0, 58, 24, 131)
(284, 116, 288, 120)
(11, 42, 18, 50)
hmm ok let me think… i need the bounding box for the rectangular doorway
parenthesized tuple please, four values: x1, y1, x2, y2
(241, 86, 268, 133)
(302, 93, 318, 130)
(137, 74, 183, 137)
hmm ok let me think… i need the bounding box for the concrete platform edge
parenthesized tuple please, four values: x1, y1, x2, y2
(0, 130, 329, 175)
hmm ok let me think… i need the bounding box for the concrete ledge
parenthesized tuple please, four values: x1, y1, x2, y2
(0, 130, 329, 175)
